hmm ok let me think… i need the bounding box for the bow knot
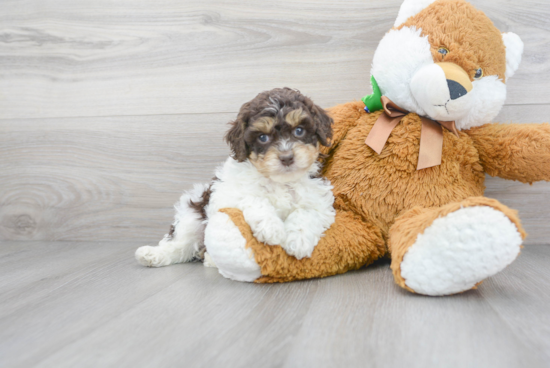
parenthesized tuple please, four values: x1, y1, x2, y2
(364, 96, 459, 170)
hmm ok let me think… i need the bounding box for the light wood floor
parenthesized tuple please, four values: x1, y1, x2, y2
(1, 241, 549, 368)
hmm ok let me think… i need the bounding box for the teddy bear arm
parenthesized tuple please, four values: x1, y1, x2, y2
(219, 207, 386, 283)
(466, 123, 550, 183)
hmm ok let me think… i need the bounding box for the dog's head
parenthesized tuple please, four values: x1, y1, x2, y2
(225, 88, 333, 182)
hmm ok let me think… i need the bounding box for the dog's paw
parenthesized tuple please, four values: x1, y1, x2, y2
(251, 219, 286, 246)
(282, 230, 317, 260)
(135, 245, 169, 267)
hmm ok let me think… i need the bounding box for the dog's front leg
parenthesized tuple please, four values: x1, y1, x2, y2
(282, 207, 335, 260)
(240, 197, 286, 246)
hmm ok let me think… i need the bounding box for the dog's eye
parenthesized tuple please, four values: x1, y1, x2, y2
(258, 134, 270, 143)
(293, 127, 305, 137)
(474, 68, 483, 79)
(438, 47, 449, 57)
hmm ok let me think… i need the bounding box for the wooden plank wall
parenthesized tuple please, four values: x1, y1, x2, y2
(1, 0, 549, 244)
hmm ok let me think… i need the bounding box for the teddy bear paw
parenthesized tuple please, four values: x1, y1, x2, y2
(202, 252, 217, 268)
(399, 206, 522, 296)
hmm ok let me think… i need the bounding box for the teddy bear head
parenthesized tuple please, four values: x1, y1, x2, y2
(369, 0, 523, 130)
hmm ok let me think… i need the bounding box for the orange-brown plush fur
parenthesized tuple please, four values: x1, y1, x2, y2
(219, 0, 550, 286)
(223, 102, 546, 284)
(399, 0, 506, 81)
(323, 102, 486, 238)
(467, 123, 550, 183)
(220, 207, 385, 283)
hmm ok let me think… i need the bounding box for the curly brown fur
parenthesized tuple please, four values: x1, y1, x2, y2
(188, 178, 218, 221)
(224, 88, 333, 163)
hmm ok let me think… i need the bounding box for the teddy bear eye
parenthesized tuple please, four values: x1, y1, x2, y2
(474, 68, 483, 79)
(438, 47, 449, 57)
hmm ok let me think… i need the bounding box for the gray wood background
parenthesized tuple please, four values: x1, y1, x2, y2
(1, 0, 549, 244)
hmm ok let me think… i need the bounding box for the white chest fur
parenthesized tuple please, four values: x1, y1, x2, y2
(205, 158, 335, 260)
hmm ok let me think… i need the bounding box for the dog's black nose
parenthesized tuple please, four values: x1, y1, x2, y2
(279, 153, 294, 166)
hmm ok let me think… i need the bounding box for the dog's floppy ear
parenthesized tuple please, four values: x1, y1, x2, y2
(225, 102, 251, 162)
(309, 103, 333, 147)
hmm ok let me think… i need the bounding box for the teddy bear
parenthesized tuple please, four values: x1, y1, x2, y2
(204, 0, 550, 295)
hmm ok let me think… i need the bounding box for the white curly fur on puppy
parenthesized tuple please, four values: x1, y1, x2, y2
(135, 183, 208, 267)
(135, 88, 336, 279)
(135, 156, 335, 277)
(206, 158, 335, 260)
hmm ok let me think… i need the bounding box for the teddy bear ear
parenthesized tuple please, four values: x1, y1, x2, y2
(502, 32, 524, 80)
(394, 0, 438, 27)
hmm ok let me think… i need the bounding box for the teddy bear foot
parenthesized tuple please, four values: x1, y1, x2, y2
(202, 252, 217, 268)
(394, 204, 523, 296)
(204, 211, 262, 282)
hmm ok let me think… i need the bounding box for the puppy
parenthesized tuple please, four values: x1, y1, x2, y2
(135, 88, 335, 268)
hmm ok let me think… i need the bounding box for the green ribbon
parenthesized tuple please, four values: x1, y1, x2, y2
(362, 76, 383, 113)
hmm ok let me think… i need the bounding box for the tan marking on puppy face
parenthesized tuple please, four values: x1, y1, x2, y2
(285, 109, 308, 128)
(250, 117, 275, 134)
(249, 148, 279, 178)
(398, 0, 506, 82)
(249, 141, 319, 179)
(292, 141, 319, 169)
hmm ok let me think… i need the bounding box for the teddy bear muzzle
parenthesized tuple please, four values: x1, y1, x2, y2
(410, 61, 473, 122)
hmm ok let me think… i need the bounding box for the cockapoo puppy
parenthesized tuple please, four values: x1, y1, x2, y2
(135, 88, 335, 273)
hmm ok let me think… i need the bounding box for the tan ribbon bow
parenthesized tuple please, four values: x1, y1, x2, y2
(365, 96, 459, 170)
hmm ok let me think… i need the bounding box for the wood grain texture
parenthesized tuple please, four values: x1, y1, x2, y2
(0, 241, 549, 368)
(0, 0, 549, 119)
(1, 105, 550, 243)
(0, 113, 232, 242)
(1, 0, 550, 243)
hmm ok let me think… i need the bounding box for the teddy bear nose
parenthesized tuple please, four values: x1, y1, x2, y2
(437, 62, 473, 100)
(279, 152, 294, 166)
(447, 79, 468, 100)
